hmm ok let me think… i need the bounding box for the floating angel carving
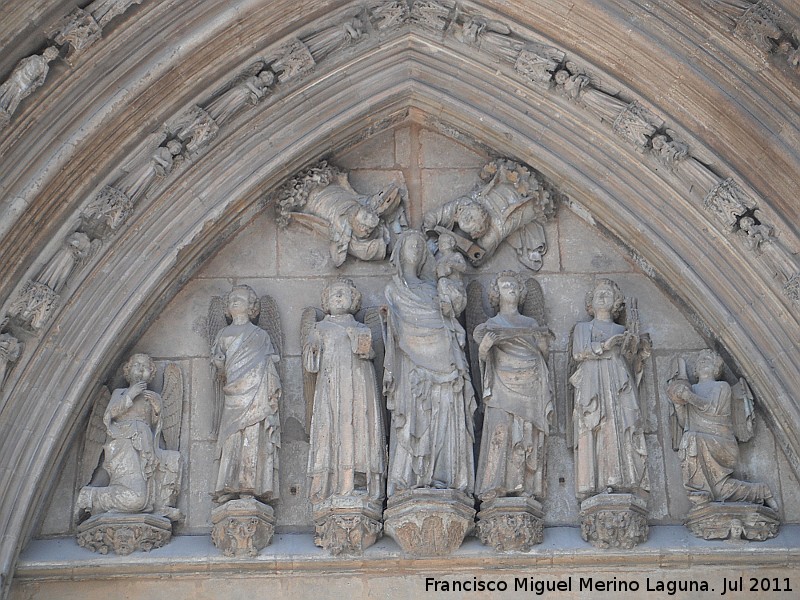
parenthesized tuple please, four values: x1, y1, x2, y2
(276, 161, 407, 267)
(301, 278, 386, 505)
(422, 159, 554, 270)
(75, 355, 184, 523)
(207, 285, 282, 503)
(566, 279, 651, 500)
(467, 272, 554, 502)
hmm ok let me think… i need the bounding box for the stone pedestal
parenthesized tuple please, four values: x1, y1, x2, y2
(685, 502, 779, 541)
(77, 513, 172, 556)
(476, 496, 544, 552)
(384, 489, 475, 556)
(312, 496, 383, 555)
(211, 497, 275, 557)
(580, 493, 648, 549)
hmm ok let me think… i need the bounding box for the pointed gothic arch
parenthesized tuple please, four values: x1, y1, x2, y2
(1, 1, 798, 595)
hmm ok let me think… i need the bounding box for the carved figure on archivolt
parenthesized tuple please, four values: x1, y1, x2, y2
(0, 47, 60, 126)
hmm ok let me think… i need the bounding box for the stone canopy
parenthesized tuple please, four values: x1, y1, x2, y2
(0, 0, 798, 598)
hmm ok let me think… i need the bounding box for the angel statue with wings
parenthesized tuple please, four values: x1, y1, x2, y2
(75, 354, 183, 553)
(208, 284, 282, 504)
(666, 350, 779, 535)
(469, 272, 554, 503)
(302, 277, 386, 506)
(569, 278, 651, 501)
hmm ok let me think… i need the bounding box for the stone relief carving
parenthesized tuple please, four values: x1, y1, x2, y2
(8, 232, 98, 331)
(368, 0, 409, 32)
(410, 0, 455, 32)
(568, 279, 652, 548)
(469, 272, 554, 551)
(382, 230, 476, 555)
(207, 285, 282, 555)
(0, 46, 59, 126)
(49, 10, 102, 64)
(423, 159, 554, 270)
(702, 0, 799, 70)
(270, 40, 316, 83)
(666, 350, 780, 540)
(167, 105, 220, 159)
(276, 161, 407, 267)
(704, 178, 758, 232)
(302, 278, 387, 554)
(75, 354, 183, 555)
(0, 325, 21, 393)
(205, 70, 276, 126)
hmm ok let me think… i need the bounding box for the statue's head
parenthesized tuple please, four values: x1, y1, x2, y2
(226, 284, 260, 320)
(350, 206, 380, 238)
(695, 349, 724, 380)
(42, 46, 60, 62)
(488, 270, 527, 311)
(66, 232, 91, 257)
(392, 230, 428, 274)
(123, 353, 156, 385)
(586, 278, 624, 318)
(456, 200, 490, 239)
(321, 277, 362, 316)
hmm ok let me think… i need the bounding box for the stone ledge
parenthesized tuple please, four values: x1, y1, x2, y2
(16, 525, 800, 581)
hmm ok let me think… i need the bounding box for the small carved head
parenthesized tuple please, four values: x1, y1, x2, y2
(585, 278, 624, 319)
(456, 200, 490, 239)
(66, 231, 92, 257)
(123, 353, 156, 385)
(488, 270, 528, 310)
(321, 277, 362, 315)
(42, 46, 60, 62)
(349, 206, 380, 239)
(695, 349, 724, 380)
(225, 284, 260, 321)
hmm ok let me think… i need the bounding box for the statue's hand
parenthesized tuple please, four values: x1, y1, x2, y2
(479, 331, 497, 359)
(602, 333, 626, 350)
(128, 380, 148, 399)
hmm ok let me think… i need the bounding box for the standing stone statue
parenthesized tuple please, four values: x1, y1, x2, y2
(207, 284, 282, 556)
(381, 230, 476, 556)
(470, 272, 553, 551)
(302, 277, 386, 554)
(568, 278, 652, 548)
(75, 354, 183, 555)
(666, 350, 779, 541)
(0, 46, 60, 126)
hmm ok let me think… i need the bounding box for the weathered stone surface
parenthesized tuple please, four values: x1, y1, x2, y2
(77, 513, 172, 556)
(580, 493, 649, 549)
(383, 489, 475, 556)
(476, 497, 544, 551)
(685, 502, 779, 541)
(312, 497, 383, 555)
(211, 497, 275, 557)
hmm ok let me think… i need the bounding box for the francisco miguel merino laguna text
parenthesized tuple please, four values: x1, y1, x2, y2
(424, 575, 714, 595)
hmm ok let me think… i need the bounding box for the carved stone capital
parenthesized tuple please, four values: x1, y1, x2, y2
(211, 497, 275, 557)
(49, 8, 102, 64)
(77, 513, 172, 556)
(580, 493, 649, 549)
(476, 497, 544, 552)
(272, 40, 315, 83)
(312, 497, 383, 555)
(81, 185, 133, 240)
(704, 178, 756, 232)
(8, 281, 59, 332)
(383, 489, 475, 556)
(168, 106, 219, 159)
(612, 102, 663, 151)
(685, 502, 779, 541)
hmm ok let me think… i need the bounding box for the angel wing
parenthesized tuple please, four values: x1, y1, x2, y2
(731, 377, 755, 443)
(258, 295, 283, 358)
(77, 385, 111, 489)
(465, 279, 490, 401)
(667, 356, 690, 451)
(300, 306, 324, 432)
(521, 277, 546, 325)
(360, 305, 386, 401)
(207, 295, 228, 436)
(160, 362, 184, 451)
